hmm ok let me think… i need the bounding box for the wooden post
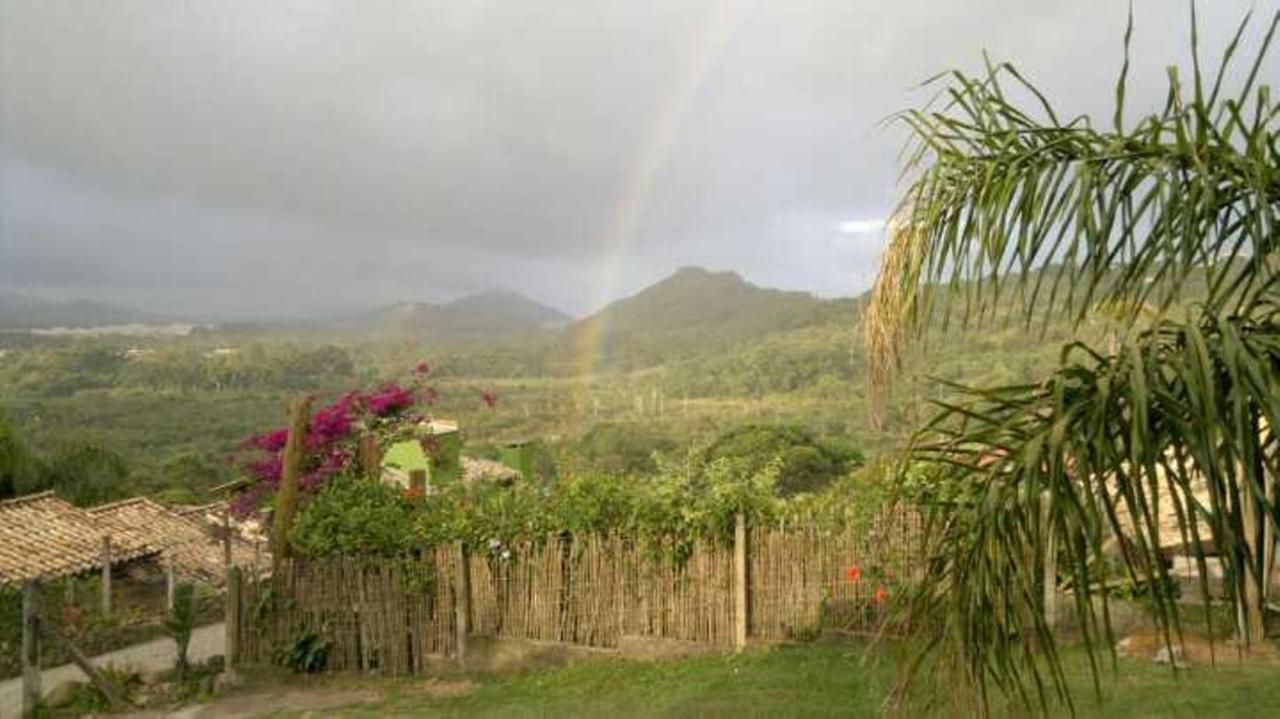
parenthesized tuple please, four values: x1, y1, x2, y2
(165, 553, 176, 611)
(22, 580, 41, 718)
(101, 535, 113, 615)
(359, 432, 381, 479)
(409, 468, 427, 495)
(223, 509, 233, 569)
(734, 512, 748, 652)
(454, 543, 470, 667)
(272, 396, 312, 570)
(225, 566, 241, 673)
(46, 628, 127, 710)
(1041, 491, 1058, 630)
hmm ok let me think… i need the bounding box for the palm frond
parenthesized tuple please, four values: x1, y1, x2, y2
(875, 7, 1280, 714)
(899, 303, 1280, 714)
(867, 8, 1279, 400)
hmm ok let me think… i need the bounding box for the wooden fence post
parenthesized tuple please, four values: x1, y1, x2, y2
(454, 543, 470, 667)
(22, 580, 41, 718)
(101, 535, 113, 615)
(46, 629, 127, 711)
(225, 566, 241, 674)
(734, 512, 748, 652)
(360, 432, 381, 479)
(166, 553, 176, 611)
(223, 509, 234, 570)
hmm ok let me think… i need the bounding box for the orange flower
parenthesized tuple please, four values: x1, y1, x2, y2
(844, 566, 861, 582)
(873, 586, 889, 603)
(403, 486, 424, 501)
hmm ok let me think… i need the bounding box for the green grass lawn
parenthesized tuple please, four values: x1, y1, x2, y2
(262, 641, 1280, 718)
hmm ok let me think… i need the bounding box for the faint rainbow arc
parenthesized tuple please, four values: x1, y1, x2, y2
(572, 0, 737, 394)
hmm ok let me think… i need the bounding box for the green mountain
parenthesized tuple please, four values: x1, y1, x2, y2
(569, 267, 834, 369)
(352, 290, 569, 338)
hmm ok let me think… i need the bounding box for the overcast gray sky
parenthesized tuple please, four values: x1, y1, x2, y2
(1, 0, 1274, 319)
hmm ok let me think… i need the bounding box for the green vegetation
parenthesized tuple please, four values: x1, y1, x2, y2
(289, 478, 419, 557)
(289, 454, 889, 558)
(165, 582, 198, 678)
(696, 424, 862, 496)
(0, 263, 1092, 510)
(871, 9, 1280, 714)
(259, 642, 1280, 718)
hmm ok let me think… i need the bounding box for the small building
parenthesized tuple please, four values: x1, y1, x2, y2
(381, 419, 520, 489)
(89, 497, 261, 585)
(0, 491, 156, 587)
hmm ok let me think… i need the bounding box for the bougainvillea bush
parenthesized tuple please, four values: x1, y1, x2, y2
(229, 363, 435, 521)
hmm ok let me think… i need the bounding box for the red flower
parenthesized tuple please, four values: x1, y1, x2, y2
(844, 566, 861, 582)
(481, 387, 499, 409)
(414, 360, 430, 375)
(873, 586, 889, 604)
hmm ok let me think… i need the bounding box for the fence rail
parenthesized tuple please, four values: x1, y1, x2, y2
(231, 511, 919, 674)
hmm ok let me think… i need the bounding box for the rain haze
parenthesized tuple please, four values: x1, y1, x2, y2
(1, 0, 1273, 319)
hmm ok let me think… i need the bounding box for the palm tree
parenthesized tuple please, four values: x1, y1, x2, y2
(865, 6, 1278, 714)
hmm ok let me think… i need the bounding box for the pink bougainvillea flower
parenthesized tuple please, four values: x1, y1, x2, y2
(249, 455, 284, 484)
(873, 586, 889, 604)
(414, 360, 430, 375)
(368, 382, 415, 416)
(481, 387, 499, 409)
(246, 428, 289, 452)
(844, 566, 861, 582)
(308, 396, 356, 447)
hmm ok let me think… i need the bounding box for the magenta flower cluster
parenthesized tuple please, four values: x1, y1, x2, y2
(367, 383, 415, 417)
(230, 365, 433, 520)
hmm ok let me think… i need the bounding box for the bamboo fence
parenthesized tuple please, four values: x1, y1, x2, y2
(235, 545, 457, 674)
(233, 510, 920, 672)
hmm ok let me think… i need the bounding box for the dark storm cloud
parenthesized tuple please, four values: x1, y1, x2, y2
(1, 0, 1273, 317)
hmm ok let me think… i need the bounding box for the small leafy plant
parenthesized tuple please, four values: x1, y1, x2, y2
(164, 582, 197, 678)
(274, 625, 332, 673)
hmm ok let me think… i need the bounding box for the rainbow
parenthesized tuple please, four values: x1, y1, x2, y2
(572, 0, 738, 395)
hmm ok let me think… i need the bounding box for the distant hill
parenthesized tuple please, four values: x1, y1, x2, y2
(353, 290, 569, 337)
(570, 267, 835, 368)
(0, 294, 166, 330)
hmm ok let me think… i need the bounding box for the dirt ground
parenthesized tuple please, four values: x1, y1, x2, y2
(166, 671, 477, 718)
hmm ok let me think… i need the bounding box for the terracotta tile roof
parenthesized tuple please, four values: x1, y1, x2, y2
(0, 492, 155, 586)
(88, 497, 262, 585)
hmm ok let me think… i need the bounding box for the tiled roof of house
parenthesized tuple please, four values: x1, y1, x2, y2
(88, 497, 261, 585)
(0, 492, 155, 586)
